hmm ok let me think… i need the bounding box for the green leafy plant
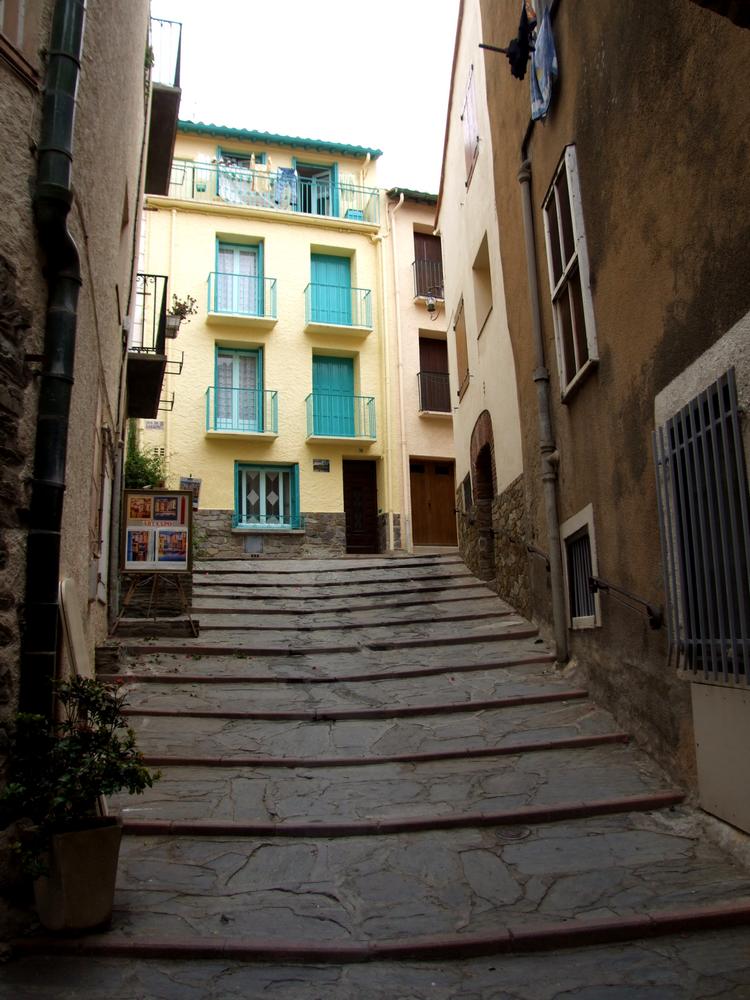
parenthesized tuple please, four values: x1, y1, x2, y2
(168, 294, 198, 323)
(124, 420, 165, 489)
(0, 677, 158, 877)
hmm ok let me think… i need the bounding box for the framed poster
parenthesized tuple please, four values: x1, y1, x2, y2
(122, 490, 192, 573)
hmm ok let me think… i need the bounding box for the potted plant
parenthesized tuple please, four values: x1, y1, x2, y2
(166, 293, 198, 337)
(0, 676, 157, 932)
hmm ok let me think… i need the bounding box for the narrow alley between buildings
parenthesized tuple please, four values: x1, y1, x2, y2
(4, 552, 750, 998)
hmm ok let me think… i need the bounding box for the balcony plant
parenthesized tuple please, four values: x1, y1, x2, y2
(0, 676, 158, 931)
(166, 293, 197, 337)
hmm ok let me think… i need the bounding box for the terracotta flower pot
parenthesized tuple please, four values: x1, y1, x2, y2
(33, 817, 122, 932)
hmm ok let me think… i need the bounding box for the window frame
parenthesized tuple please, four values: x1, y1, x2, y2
(460, 65, 480, 186)
(214, 345, 263, 433)
(560, 503, 601, 630)
(0, 0, 41, 87)
(453, 299, 470, 401)
(234, 462, 300, 531)
(214, 239, 263, 316)
(542, 145, 598, 399)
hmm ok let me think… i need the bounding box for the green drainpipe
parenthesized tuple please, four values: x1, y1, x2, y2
(20, 0, 86, 717)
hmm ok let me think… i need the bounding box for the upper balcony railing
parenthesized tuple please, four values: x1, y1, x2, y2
(130, 273, 167, 354)
(167, 159, 380, 225)
(305, 393, 376, 439)
(150, 17, 182, 88)
(412, 259, 444, 300)
(417, 371, 451, 413)
(207, 272, 277, 320)
(304, 283, 372, 329)
(205, 386, 278, 435)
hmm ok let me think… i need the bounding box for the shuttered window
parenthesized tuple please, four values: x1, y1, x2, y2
(453, 299, 469, 400)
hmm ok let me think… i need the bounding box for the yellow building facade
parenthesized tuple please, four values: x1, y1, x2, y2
(141, 122, 404, 557)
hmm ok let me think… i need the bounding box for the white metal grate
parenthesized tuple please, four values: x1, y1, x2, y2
(654, 368, 750, 684)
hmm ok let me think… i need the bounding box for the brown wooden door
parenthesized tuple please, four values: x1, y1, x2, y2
(410, 459, 457, 545)
(343, 460, 379, 553)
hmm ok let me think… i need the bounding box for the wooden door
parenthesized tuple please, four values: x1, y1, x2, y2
(410, 459, 457, 545)
(343, 460, 379, 553)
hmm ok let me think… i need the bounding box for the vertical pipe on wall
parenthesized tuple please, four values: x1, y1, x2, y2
(387, 192, 412, 552)
(518, 158, 569, 664)
(20, 0, 87, 717)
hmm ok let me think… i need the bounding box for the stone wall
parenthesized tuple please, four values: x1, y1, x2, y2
(194, 510, 347, 559)
(0, 258, 32, 749)
(492, 474, 531, 618)
(456, 473, 531, 616)
(377, 513, 402, 553)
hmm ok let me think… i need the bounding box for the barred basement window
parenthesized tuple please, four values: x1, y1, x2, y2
(654, 368, 750, 685)
(462, 474, 472, 512)
(561, 504, 600, 630)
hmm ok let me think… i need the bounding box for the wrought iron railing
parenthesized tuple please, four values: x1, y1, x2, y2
(150, 18, 182, 88)
(232, 511, 305, 530)
(207, 272, 277, 319)
(130, 273, 167, 354)
(205, 387, 278, 434)
(417, 371, 451, 412)
(167, 159, 380, 224)
(305, 393, 376, 439)
(412, 259, 444, 299)
(304, 283, 372, 328)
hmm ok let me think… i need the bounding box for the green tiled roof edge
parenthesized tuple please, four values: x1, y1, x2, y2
(178, 120, 383, 159)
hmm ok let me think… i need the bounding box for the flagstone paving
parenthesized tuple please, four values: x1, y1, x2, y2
(4, 552, 750, 998)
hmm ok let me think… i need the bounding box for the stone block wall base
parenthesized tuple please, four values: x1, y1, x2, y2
(193, 510, 347, 559)
(456, 474, 531, 615)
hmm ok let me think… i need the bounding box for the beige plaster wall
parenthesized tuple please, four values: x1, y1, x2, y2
(436, 0, 522, 495)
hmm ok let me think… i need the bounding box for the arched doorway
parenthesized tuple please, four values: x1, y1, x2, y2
(470, 411, 496, 581)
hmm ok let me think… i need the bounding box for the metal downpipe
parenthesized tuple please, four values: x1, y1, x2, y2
(518, 159, 569, 664)
(20, 0, 86, 717)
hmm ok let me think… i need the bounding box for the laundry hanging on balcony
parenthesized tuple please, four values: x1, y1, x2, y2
(275, 167, 298, 211)
(530, 6, 558, 120)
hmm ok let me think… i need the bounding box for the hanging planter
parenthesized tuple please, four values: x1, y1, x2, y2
(165, 314, 182, 338)
(166, 293, 198, 339)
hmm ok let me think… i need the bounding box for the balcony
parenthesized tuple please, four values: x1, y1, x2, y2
(206, 272, 277, 327)
(205, 387, 278, 438)
(233, 512, 305, 531)
(304, 284, 372, 334)
(412, 259, 444, 301)
(165, 159, 380, 225)
(417, 371, 452, 414)
(127, 274, 168, 418)
(305, 393, 376, 443)
(145, 18, 182, 195)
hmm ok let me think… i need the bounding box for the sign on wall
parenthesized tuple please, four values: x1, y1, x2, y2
(122, 490, 192, 573)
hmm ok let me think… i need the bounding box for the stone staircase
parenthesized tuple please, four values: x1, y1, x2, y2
(5, 553, 750, 998)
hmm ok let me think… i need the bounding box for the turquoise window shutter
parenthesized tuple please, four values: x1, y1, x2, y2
(312, 355, 354, 436)
(311, 254, 352, 326)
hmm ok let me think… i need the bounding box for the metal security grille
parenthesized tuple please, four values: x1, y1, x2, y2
(566, 529, 595, 621)
(654, 368, 750, 684)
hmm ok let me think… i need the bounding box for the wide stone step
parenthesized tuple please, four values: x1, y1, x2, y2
(190, 597, 512, 630)
(103, 635, 554, 681)
(190, 586, 498, 614)
(194, 554, 463, 575)
(8, 929, 750, 997)
(193, 565, 471, 589)
(127, 700, 620, 762)
(39, 810, 750, 947)
(115, 660, 574, 715)
(111, 742, 673, 826)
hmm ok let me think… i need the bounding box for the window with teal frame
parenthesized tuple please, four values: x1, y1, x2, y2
(214, 241, 263, 317)
(235, 463, 300, 529)
(215, 347, 262, 432)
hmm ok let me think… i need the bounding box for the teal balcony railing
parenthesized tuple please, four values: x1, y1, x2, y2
(304, 283, 372, 328)
(207, 271, 277, 319)
(167, 159, 380, 224)
(305, 393, 375, 439)
(205, 386, 278, 434)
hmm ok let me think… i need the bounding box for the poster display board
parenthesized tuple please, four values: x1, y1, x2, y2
(122, 490, 192, 573)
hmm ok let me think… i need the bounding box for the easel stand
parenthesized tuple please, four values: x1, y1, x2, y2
(114, 573, 198, 637)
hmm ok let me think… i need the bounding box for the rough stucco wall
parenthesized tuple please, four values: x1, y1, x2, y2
(58, 2, 150, 649)
(479, 0, 750, 778)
